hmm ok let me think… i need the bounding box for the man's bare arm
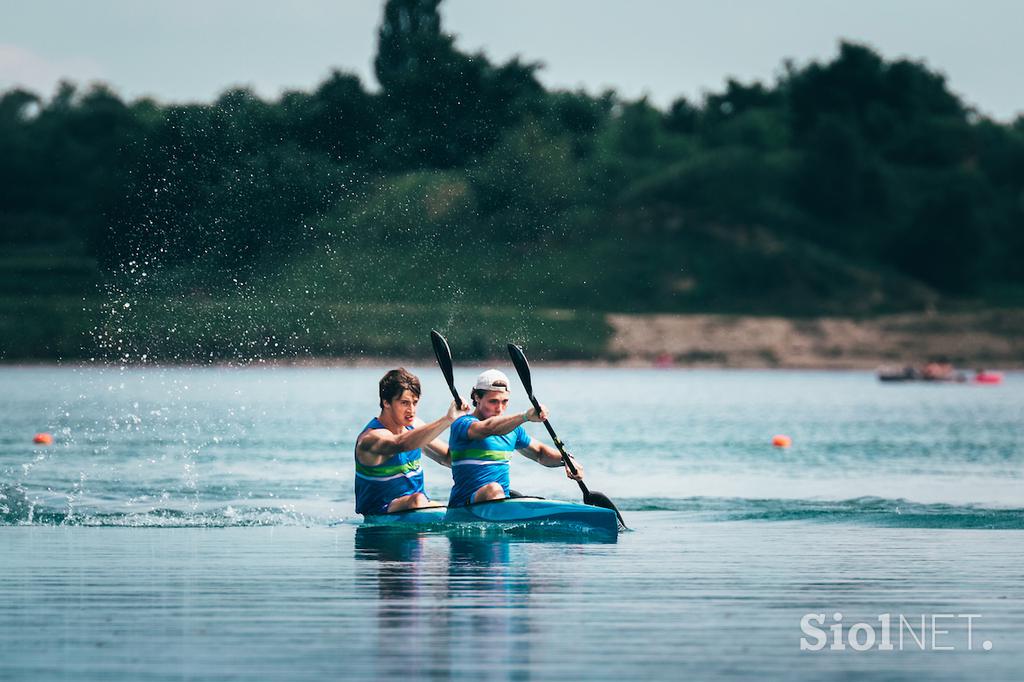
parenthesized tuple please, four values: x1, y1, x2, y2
(518, 441, 584, 480)
(467, 403, 549, 439)
(358, 401, 467, 462)
(422, 438, 451, 468)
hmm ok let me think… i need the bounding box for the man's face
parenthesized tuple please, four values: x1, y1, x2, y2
(384, 389, 419, 426)
(476, 390, 510, 419)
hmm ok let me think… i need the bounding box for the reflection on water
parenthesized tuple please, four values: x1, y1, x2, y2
(446, 534, 529, 681)
(354, 525, 431, 563)
(2, 523, 1021, 681)
(355, 526, 451, 678)
(353, 526, 615, 680)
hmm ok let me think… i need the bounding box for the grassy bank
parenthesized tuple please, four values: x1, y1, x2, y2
(0, 296, 611, 363)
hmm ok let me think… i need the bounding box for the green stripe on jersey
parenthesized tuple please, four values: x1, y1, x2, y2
(451, 449, 511, 463)
(356, 460, 421, 478)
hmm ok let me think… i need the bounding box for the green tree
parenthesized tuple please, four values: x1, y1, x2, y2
(889, 180, 983, 293)
(374, 0, 543, 169)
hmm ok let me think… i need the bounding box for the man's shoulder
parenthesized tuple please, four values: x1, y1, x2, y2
(450, 413, 479, 440)
(356, 418, 387, 442)
(512, 423, 531, 445)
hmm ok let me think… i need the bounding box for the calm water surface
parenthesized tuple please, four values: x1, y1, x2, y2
(2, 367, 1023, 680)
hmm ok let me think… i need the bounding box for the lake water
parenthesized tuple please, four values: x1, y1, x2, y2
(2, 367, 1022, 680)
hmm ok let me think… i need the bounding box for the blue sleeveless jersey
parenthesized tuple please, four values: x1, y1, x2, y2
(447, 414, 531, 507)
(354, 418, 426, 515)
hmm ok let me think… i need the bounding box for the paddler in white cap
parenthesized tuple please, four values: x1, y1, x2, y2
(446, 368, 583, 506)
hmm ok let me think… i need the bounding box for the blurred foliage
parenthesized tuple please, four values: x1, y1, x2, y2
(2, 0, 1024, 360)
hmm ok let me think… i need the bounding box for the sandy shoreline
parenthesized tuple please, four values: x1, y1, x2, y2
(608, 309, 1024, 369)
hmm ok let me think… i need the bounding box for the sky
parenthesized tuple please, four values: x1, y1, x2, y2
(1, 0, 1021, 121)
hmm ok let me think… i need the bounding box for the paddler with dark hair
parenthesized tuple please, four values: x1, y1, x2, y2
(355, 368, 469, 515)
(447, 369, 583, 507)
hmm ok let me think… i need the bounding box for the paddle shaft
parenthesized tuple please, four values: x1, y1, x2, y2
(525, 394, 591, 496)
(445, 380, 462, 406)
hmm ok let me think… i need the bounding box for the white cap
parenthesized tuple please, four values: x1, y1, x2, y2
(474, 369, 511, 392)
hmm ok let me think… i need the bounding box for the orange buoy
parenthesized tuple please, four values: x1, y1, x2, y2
(33, 432, 54, 445)
(772, 434, 792, 448)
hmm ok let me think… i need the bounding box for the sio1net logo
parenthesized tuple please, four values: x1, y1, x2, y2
(800, 613, 993, 652)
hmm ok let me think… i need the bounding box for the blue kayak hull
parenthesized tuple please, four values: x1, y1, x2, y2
(363, 498, 618, 535)
(362, 506, 447, 525)
(446, 498, 618, 535)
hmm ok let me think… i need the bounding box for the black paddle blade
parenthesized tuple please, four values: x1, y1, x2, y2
(430, 330, 455, 383)
(506, 343, 534, 396)
(430, 330, 462, 404)
(585, 490, 628, 529)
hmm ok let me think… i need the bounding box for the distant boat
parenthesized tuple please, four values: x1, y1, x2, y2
(877, 364, 968, 383)
(877, 365, 919, 382)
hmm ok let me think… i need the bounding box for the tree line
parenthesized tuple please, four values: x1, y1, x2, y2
(2, 0, 1022, 317)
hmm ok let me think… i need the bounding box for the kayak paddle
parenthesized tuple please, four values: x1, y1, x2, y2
(507, 343, 627, 528)
(430, 330, 464, 407)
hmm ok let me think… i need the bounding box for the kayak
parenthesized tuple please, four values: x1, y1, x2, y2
(446, 497, 619, 535)
(362, 497, 619, 535)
